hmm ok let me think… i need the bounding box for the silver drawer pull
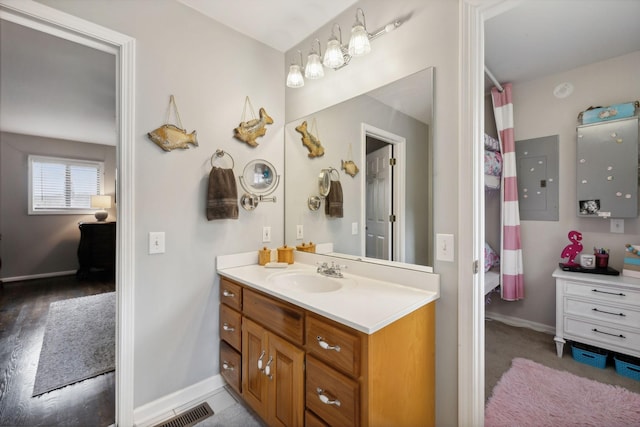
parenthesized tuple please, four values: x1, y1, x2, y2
(317, 336, 341, 352)
(222, 361, 235, 371)
(257, 350, 266, 370)
(264, 356, 273, 379)
(592, 308, 626, 317)
(592, 328, 626, 339)
(222, 290, 235, 297)
(316, 388, 341, 407)
(222, 323, 235, 332)
(592, 289, 626, 297)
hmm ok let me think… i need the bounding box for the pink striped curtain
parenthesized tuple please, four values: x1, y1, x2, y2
(491, 83, 524, 301)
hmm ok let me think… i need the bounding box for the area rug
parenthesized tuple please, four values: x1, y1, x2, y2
(33, 292, 115, 396)
(485, 357, 640, 427)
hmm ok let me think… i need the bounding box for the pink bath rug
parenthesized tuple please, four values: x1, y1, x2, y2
(485, 357, 640, 427)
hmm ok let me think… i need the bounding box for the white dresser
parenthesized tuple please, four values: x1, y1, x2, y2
(553, 267, 640, 358)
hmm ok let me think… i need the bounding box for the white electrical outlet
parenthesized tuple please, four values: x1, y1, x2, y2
(296, 225, 304, 239)
(262, 226, 271, 242)
(610, 219, 624, 234)
(436, 233, 454, 262)
(352, 222, 358, 235)
(149, 231, 165, 254)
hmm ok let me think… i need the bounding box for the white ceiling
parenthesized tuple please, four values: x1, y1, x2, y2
(1, 1, 639, 145)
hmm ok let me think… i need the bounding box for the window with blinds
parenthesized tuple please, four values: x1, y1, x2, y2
(28, 155, 105, 215)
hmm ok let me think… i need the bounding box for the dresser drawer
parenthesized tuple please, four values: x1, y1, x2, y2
(565, 297, 640, 328)
(306, 356, 359, 427)
(305, 410, 329, 427)
(565, 317, 640, 352)
(306, 314, 361, 377)
(220, 304, 242, 351)
(565, 281, 640, 306)
(220, 278, 242, 311)
(243, 289, 304, 345)
(220, 340, 241, 394)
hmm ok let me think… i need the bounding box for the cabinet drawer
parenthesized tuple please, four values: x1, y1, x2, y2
(565, 317, 640, 352)
(220, 304, 242, 351)
(220, 340, 241, 394)
(220, 278, 243, 311)
(243, 289, 304, 345)
(305, 410, 329, 427)
(565, 281, 640, 306)
(565, 298, 640, 328)
(306, 314, 361, 377)
(306, 356, 359, 427)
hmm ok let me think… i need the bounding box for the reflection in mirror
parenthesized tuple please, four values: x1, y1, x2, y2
(285, 68, 434, 267)
(239, 159, 280, 210)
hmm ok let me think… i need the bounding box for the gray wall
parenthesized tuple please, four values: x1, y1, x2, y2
(0, 131, 116, 278)
(486, 50, 640, 327)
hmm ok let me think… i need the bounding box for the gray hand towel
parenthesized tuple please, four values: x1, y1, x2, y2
(207, 167, 239, 220)
(325, 180, 343, 218)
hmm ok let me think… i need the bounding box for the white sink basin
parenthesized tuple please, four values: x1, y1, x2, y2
(268, 271, 354, 293)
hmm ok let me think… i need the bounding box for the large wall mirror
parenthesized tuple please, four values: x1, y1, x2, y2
(284, 67, 434, 268)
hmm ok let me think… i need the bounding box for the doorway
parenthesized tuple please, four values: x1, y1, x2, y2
(0, 1, 136, 425)
(360, 123, 406, 262)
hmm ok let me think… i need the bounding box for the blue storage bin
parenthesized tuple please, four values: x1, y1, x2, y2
(571, 343, 607, 369)
(581, 102, 637, 124)
(614, 355, 640, 381)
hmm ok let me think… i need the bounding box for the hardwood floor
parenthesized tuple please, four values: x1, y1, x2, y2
(0, 274, 115, 426)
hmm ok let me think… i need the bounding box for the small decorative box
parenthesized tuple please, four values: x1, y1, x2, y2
(580, 102, 637, 124)
(277, 245, 294, 264)
(295, 242, 316, 253)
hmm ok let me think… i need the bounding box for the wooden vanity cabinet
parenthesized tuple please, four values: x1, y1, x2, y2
(218, 276, 436, 427)
(219, 278, 243, 394)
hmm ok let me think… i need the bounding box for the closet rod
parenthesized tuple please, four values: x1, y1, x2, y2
(484, 65, 504, 92)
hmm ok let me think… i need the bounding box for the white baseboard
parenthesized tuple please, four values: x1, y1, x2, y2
(1, 270, 77, 283)
(133, 374, 227, 427)
(485, 311, 555, 335)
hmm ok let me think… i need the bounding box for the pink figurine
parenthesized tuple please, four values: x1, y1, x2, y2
(561, 230, 583, 266)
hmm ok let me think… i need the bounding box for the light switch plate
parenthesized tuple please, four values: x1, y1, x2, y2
(352, 222, 358, 235)
(149, 232, 165, 254)
(296, 225, 304, 239)
(436, 233, 454, 262)
(610, 219, 624, 233)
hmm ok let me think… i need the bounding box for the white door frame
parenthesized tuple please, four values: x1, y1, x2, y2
(0, 1, 136, 425)
(360, 123, 406, 262)
(459, 0, 518, 425)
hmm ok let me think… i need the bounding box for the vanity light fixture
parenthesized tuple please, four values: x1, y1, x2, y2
(305, 39, 324, 79)
(286, 50, 305, 88)
(286, 8, 403, 88)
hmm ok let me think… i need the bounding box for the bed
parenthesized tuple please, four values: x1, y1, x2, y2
(484, 133, 502, 190)
(484, 242, 501, 296)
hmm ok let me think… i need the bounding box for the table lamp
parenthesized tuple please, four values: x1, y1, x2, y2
(91, 195, 111, 222)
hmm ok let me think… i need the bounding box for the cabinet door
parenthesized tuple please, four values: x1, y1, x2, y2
(268, 333, 304, 427)
(242, 318, 268, 417)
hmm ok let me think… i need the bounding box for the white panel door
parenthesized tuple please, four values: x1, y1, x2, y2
(366, 145, 392, 260)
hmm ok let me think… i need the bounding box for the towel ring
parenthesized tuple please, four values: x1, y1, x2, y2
(328, 167, 340, 181)
(211, 149, 234, 169)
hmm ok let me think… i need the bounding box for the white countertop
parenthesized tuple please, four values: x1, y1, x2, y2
(217, 254, 439, 334)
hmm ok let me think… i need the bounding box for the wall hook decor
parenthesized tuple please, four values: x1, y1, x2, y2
(233, 96, 274, 147)
(147, 95, 198, 151)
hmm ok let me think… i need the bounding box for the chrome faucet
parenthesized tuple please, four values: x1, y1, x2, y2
(317, 261, 346, 278)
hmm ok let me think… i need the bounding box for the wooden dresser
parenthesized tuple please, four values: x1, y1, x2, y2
(219, 275, 435, 427)
(553, 267, 640, 359)
(76, 222, 116, 279)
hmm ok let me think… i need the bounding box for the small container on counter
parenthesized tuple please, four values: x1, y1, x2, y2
(277, 245, 294, 264)
(258, 247, 271, 266)
(295, 242, 316, 253)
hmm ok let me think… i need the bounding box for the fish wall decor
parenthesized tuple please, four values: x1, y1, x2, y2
(341, 160, 359, 177)
(295, 120, 325, 158)
(147, 95, 198, 152)
(233, 107, 274, 147)
(148, 124, 198, 152)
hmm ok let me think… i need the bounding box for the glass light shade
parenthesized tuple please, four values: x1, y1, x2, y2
(348, 24, 371, 57)
(286, 64, 304, 88)
(323, 39, 344, 69)
(304, 53, 324, 79)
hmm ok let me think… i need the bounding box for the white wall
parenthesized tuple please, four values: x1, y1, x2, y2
(285, 1, 460, 424)
(486, 51, 640, 327)
(38, 0, 285, 407)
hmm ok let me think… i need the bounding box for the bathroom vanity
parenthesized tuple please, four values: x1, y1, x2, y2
(217, 252, 440, 427)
